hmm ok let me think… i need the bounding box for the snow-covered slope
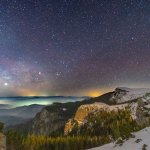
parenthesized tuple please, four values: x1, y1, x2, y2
(88, 127, 150, 150)
(111, 87, 150, 103)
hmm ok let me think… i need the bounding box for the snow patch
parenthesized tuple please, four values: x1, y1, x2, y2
(111, 87, 150, 103)
(62, 108, 67, 111)
(145, 104, 150, 109)
(87, 127, 150, 150)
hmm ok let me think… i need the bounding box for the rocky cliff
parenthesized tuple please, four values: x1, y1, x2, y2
(0, 133, 6, 150)
(28, 92, 113, 135)
(64, 98, 150, 135)
(29, 107, 66, 135)
(64, 102, 127, 135)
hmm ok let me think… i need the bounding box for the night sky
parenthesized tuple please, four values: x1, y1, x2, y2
(0, 0, 150, 97)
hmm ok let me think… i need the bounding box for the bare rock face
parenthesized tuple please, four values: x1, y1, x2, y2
(136, 109, 150, 125)
(64, 100, 150, 135)
(136, 100, 150, 126)
(74, 103, 107, 125)
(0, 133, 6, 150)
(30, 108, 66, 135)
(64, 119, 76, 135)
(64, 103, 113, 135)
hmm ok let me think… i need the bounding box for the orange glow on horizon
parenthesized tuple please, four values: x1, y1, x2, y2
(26, 93, 36, 96)
(18, 88, 104, 97)
(90, 92, 101, 97)
(18, 89, 37, 97)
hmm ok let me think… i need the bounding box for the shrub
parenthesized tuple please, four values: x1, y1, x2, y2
(0, 122, 4, 132)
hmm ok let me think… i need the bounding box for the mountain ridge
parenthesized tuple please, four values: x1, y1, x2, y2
(6, 87, 150, 137)
(3, 87, 150, 150)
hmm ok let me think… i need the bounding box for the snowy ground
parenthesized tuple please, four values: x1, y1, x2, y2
(118, 87, 150, 94)
(145, 104, 150, 108)
(88, 127, 150, 150)
(112, 87, 150, 103)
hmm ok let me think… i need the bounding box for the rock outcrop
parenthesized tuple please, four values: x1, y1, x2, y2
(64, 98, 150, 135)
(0, 133, 6, 150)
(64, 102, 127, 135)
(136, 100, 150, 126)
(29, 107, 66, 135)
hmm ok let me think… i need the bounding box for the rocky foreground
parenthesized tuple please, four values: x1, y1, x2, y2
(0, 133, 6, 150)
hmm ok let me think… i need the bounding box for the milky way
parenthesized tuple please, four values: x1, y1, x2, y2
(0, 0, 150, 96)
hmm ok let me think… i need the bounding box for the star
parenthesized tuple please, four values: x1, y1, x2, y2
(4, 83, 8, 86)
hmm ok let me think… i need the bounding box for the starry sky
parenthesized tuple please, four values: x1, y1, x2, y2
(0, 0, 150, 97)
